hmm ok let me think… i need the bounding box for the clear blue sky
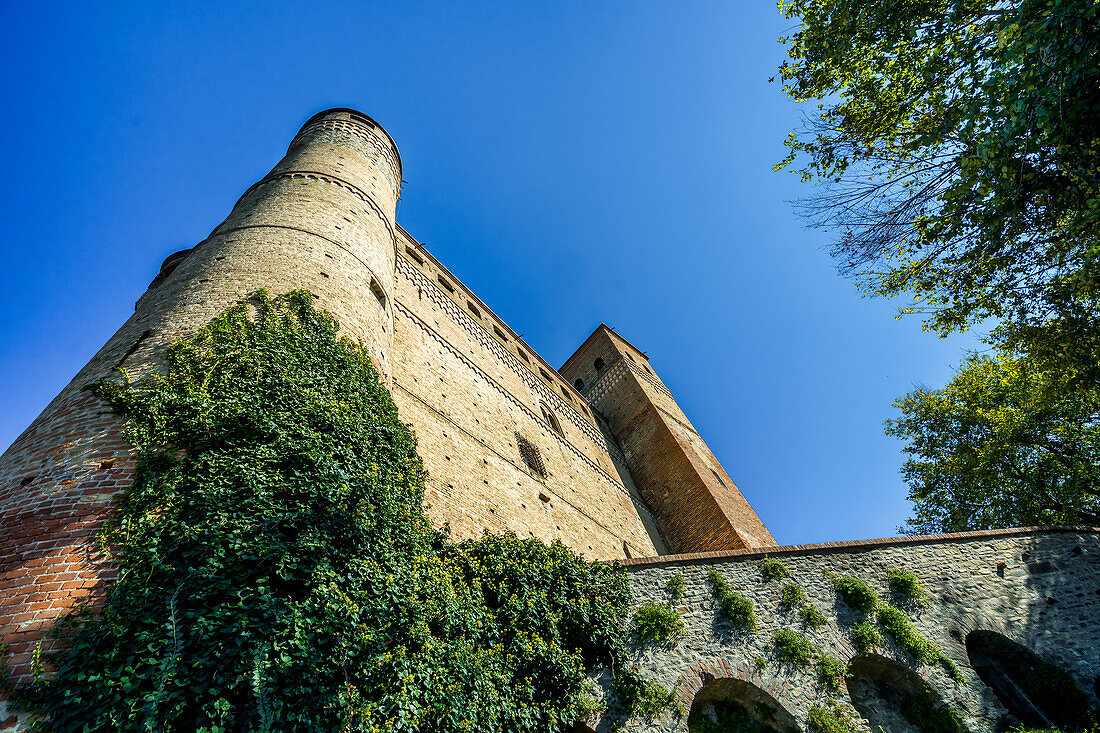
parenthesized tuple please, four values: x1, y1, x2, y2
(0, 2, 979, 546)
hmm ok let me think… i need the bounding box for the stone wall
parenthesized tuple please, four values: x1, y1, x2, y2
(605, 527, 1100, 732)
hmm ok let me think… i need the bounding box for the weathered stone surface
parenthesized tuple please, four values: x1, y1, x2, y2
(605, 527, 1100, 732)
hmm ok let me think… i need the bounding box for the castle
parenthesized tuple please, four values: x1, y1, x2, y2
(1, 109, 1097, 732)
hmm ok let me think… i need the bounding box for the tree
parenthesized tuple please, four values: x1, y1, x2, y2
(886, 349, 1100, 533)
(776, 0, 1100, 531)
(776, 0, 1100, 336)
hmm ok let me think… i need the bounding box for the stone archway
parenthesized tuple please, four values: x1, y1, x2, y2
(965, 630, 1095, 730)
(687, 677, 798, 733)
(846, 654, 965, 733)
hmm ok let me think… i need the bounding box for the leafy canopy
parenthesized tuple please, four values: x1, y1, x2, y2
(777, 0, 1100, 336)
(13, 291, 633, 733)
(887, 349, 1100, 532)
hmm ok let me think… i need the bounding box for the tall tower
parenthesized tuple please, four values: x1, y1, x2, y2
(561, 325, 775, 553)
(0, 109, 401, 683)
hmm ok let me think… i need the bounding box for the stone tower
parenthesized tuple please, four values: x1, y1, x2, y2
(0, 109, 402, 681)
(560, 325, 775, 552)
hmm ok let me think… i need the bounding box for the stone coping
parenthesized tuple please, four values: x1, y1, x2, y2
(619, 525, 1100, 568)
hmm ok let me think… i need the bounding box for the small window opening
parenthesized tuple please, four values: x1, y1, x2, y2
(560, 386, 572, 401)
(493, 325, 508, 342)
(437, 276, 455, 293)
(518, 350, 531, 364)
(370, 278, 387, 308)
(540, 402, 563, 435)
(574, 378, 585, 390)
(594, 357, 605, 372)
(467, 301, 481, 318)
(710, 468, 726, 487)
(516, 433, 547, 478)
(626, 352, 635, 362)
(404, 245, 424, 265)
(116, 329, 154, 369)
(539, 368, 552, 383)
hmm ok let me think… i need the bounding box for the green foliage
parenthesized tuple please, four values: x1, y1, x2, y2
(776, 0, 1100, 340)
(631, 602, 684, 645)
(877, 605, 941, 664)
(781, 583, 809, 607)
(610, 668, 683, 725)
(10, 291, 633, 733)
(887, 568, 931, 606)
(807, 700, 860, 733)
(760, 555, 791, 581)
(900, 684, 964, 733)
(687, 699, 771, 733)
(799, 605, 828, 630)
(850, 621, 884, 653)
(887, 351, 1100, 533)
(832, 575, 879, 614)
(666, 574, 686, 601)
(754, 656, 767, 671)
(772, 629, 814, 667)
(1021, 660, 1098, 730)
(816, 655, 849, 693)
(940, 656, 966, 685)
(708, 571, 758, 631)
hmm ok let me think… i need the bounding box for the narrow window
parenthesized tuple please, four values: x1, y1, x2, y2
(493, 325, 508, 342)
(516, 433, 547, 478)
(594, 357, 605, 372)
(540, 402, 563, 436)
(626, 352, 635, 362)
(518, 350, 531, 364)
(467, 301, 481, 318)
(710, 468, 726, 487)
(574, 378, 585, 390)
(404, 245, 424, 265)
(560, 386, 572, 402)
(539, 368, 553, 383)
(437, 275, 455, 293)
(370, 277, 387, 308)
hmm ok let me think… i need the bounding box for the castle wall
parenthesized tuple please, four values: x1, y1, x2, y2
(607, 527, 1100, 732)
(390, 229, 667, 559)
(0, 109, 401, 684)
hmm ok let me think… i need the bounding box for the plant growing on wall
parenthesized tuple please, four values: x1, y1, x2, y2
(816, 655, 849, 693)
(666, 574, 686, 600)
(831, 575, 879, 614)
(761, 556, 791, 581)
(807, 700, 860, 733)
(887, 568, 931, 607)
(708, 570, 759, 631)
(3, 291, 641, 733)
(772, 629, 815, 667)
(850, 621, 884, 653)
(631, 602, 685, 645)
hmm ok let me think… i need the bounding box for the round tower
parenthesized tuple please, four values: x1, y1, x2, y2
(0, 109, 401, 693)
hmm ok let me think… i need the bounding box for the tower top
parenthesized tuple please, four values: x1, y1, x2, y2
(289, 107, 402, 182)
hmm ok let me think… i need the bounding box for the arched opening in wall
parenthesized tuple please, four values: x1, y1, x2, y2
(540, 402, 563, 436)
(687, 677, 798, 733)
(846, 654, 965, 733)
(594, 357, 605, 372)
(965, 630, 1096, 730)
(574, 378, 584, 391)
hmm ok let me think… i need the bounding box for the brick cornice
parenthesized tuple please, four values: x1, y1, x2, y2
(618, 525, 1100, 568)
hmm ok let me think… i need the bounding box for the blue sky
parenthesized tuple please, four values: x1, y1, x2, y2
(0, 2, 980, 545)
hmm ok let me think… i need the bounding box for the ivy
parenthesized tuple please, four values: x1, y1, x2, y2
(609, 668, 683, 728)
(772, 629, 814, 667)
(816, 655, 849, 693)
(760, 556, 791, 581)
(666, 574, 686, 601)
(888, 568, 931, 607)
(708, 571, 758, 631)
(807, 700, 860, 733)
(877, 605, 940, 664)
(850, 621, 884, 654)
(7, 291, 635, 733)
(631, 602, 684, 645)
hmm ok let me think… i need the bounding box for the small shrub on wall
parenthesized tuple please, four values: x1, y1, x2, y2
(708, 571, 759, 631)
(632, 602, 685, 645)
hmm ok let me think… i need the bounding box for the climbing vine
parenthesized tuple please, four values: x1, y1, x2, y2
(7, 291, 639, 733)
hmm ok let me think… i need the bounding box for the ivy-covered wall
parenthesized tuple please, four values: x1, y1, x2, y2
(608, 528, 1100, 732)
